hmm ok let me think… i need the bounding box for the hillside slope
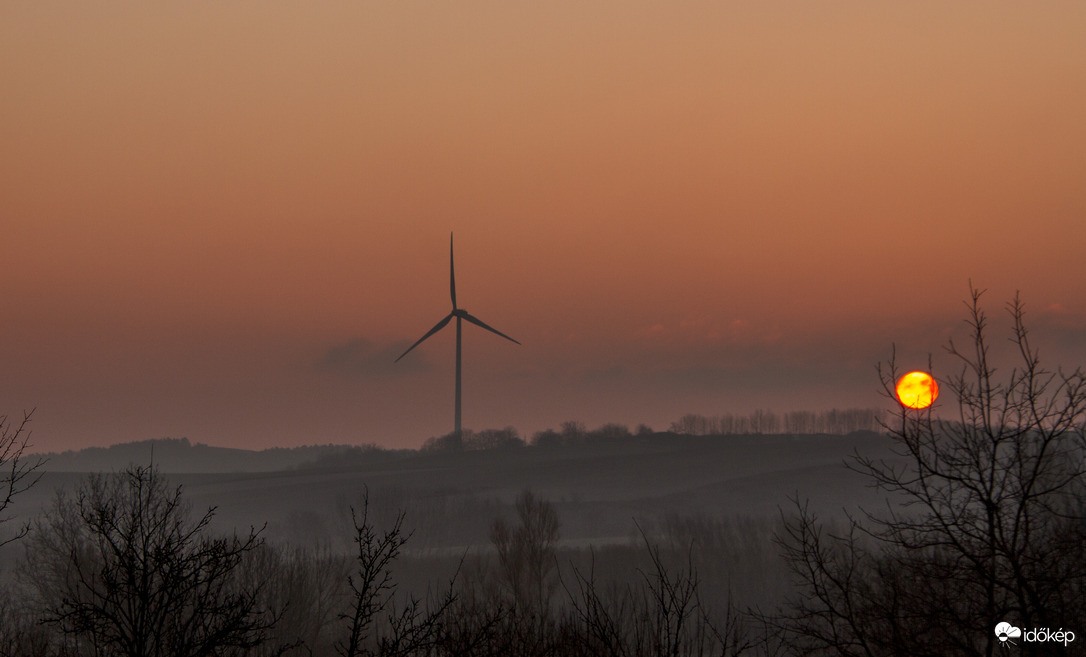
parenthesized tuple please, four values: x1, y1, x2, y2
(13, 432, 902, 550)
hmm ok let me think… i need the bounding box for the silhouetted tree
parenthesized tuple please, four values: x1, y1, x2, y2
(0, 409, 43, 548)
(243, 543, 346, 656)
(561, 421, 587, 443)
(590, 423, 632, 441)
(670, 414, 713, 435)
(464, 427, 524, 451)
(25, 464, 274, 657)
(530, 428, 563, 448)
(566, 526, 752, 657)
(490, 490, 561, 615)
(422, 432, 464, 452)
(0, 588, 52, 657)
(778, 288, 1086, 656)
(338, 489, 456, 657)
(671, 409, 884, 436)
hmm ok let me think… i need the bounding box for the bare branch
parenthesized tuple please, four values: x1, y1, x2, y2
(0, 408, 44, 548)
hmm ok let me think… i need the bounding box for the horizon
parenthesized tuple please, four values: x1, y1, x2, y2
(4, 2, 1086, 451)
(27, 405, 890, 458)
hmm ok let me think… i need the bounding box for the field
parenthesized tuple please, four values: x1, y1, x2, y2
(11, 431, 900, 552)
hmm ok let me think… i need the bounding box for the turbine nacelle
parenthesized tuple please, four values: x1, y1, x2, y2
(392, 307, 519, 363)
(454, 309, 521, 345)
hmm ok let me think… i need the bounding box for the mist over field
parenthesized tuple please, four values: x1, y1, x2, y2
(2, 420, 898, 649)
(12, 422, 896, 548)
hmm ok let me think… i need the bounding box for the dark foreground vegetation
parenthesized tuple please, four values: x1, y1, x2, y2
(1, 289, 1084, 656)
(1, 464, 762, 656)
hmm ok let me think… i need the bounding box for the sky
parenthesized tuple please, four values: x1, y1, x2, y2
(3, 2, 1086, 451)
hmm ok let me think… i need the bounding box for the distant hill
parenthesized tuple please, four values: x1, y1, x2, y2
(15, 431, 902, 558)
(30, 437, 403, 473)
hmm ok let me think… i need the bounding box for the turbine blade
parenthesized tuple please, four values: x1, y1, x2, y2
(395, 313, 454, 362)
(450, 232, 457, 309)
(459, 310, 521, 345)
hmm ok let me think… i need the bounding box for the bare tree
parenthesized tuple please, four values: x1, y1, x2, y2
(565, 526, 751, 657)
(338, 488, 456, 657)
(778, 288, 1086, 656)
(490, 489, 560, 615)
(242, 542, 348, 656)
(25, 464, 275, 657)
(0, 408, 43, 548)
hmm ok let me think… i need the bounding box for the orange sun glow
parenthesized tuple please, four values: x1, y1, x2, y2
(895, 371, 939, 409)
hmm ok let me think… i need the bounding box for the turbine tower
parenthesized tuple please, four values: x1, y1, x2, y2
(395, 233, 520, 436)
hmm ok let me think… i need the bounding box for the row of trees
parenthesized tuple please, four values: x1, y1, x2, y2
(423, 409, 889, 453)
(669, 408, 886, 436)
(420, 422, 656, 452)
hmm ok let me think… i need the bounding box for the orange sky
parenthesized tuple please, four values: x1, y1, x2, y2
(3, 2, 1086, 450)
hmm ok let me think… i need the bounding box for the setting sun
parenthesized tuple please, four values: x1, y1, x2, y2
(895, 371, 939, 409)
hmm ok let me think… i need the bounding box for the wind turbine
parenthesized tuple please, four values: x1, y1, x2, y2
(395, 233, 520, 436)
